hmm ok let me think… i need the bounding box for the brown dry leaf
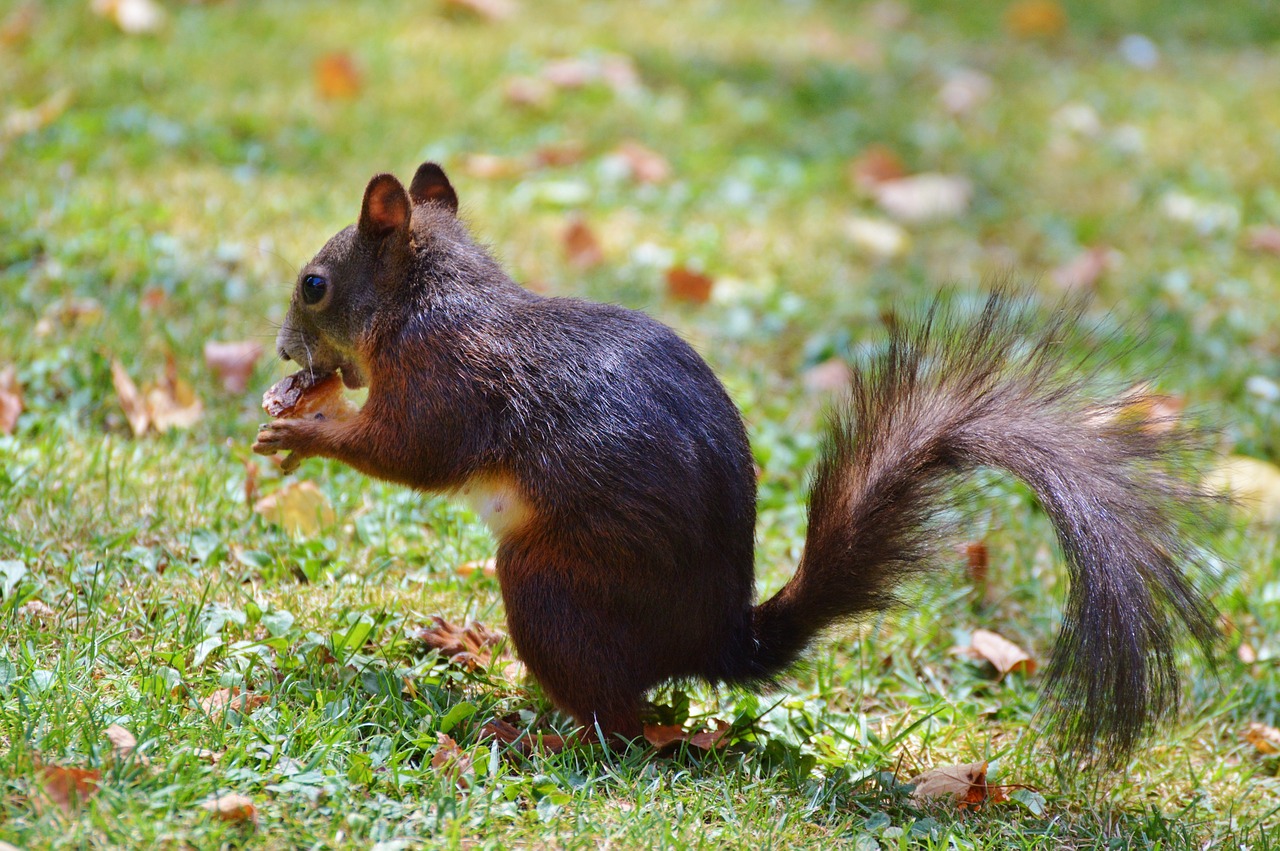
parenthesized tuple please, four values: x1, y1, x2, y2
(431, 733, 475, 789)
(442, 0, 517, 21)
(1004, 0, 1066, 38)
(35, 296, 102, 336)
(910, 761, 996, 809)
(146, 354, 203, 432)
(643, 723, 687, 749)
(963, 540, 989, 586)
(534, 141, 586, 168)
(253, 480, 337, 536)
(803, 359, 852, 394)
(1205, 455, 1280, 524)
(418, 616, 505, 669)
(462, 153, 531, 180)
(112, 360, 150, 437)
(188, 748, 225, 764)
(563, 217, 604, 269)
(315, 53, 362, 100)
(612, 140, 670, 184)
(1, 3, 38, 47)
(199, 687, 268, 717)
(503, 75, 554, 108)
(200, 792, 258, 824)
(20, 599, 55, 620)
(2, 88, 71, 143)
(204, 341, 263, 394)
(1244, 722, 1280, 755)
(665, 267, 714, 304)
(91, 0, 164, 34)
(875, 174, 972, 223)
(455, 558, 497, 578)
(0, 364, 22, 434)
(1051, 246, 1113, 292)
(688, 719, 732, 751)
(104, 724, 137, 759)
(848, 144, 908, 193)
(542, 58, 596, 89)
(969, 628, 1036, 676)
(1245, 225, 1280, 256)
(37, 765, 101, 815)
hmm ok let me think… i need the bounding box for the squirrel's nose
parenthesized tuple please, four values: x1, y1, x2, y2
(278, 347, 292, 361)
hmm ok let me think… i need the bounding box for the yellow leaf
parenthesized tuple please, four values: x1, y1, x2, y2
(969, 628, 1036, 676)
(200, 792, 258, 824)
(1244, 722, 1280, 755)
(253, 481, 337, 535)
(1206, 455, 1280, 524)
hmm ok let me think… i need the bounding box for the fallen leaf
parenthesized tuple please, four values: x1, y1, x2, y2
(910, 761, 1005, 810)
(91, 0, 164, 35)
(200, 792, 258, 824)
(665, 267, 714, 304)
(848, 144, 908, 194)
(1245, 225, 1280, 256)
(36, 296, 101, 336)
(244, 459, 259, 509)
(315, 53, 362, 100)
(431, 733, 475, 788)
(534, 141, 586, 168)
(803, 359, 852, 394)
(503, 75, 554, 107)
(253, 480, 337, 535)
(461, 152, 531, 180)
(611, 140, 670, 184)
(2, 88, 71, 143)
(19, 599, 55, 620)
(0, 364, 22, 434)
(844, 216, 910, 259)
(477, 718, 566, 754)
(441, 0, 517, 21)
(963, 540, 989, 585)
(1, 3, 37, 47)
(1004, 0, 1066, 38)
(418, 616, 505, 669)
(542, 58, 596, 89)
(104, 724, 137, 760)
(967, 628, 1036, 676)
(455, 558, 497, 578)
(938, 70, 993, 116)
(187, 748, 224, 764)
(1051, 246, 1114, 292)
(146, 353, 203, 432)
(141, 286, 167, 311)
(1205, 455, 1280, 524)
(112, 360, 150, 437)
(204, 341, 263, 394)
(199, 687, 268, 717)
(643, 723, 686, 749)
(687, 719, 732, 751)
(37, 765, 101, 815)
(874, 174, 972, 223)
(563, 217, 604, 269)
(1244, 722, 1280, 755)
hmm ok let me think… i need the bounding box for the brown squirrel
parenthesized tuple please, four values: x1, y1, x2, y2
(253, 162, 1218, 759)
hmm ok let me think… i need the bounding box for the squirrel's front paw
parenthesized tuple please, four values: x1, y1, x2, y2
(253, 419, 317, 472)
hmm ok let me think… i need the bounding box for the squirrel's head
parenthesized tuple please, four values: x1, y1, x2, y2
(275, 162, 460, 389)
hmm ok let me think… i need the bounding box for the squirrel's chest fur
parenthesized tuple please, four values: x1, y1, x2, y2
(453, 474, 534, 540)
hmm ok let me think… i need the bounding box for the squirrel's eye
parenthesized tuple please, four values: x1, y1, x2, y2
(301, 274, 328, 305)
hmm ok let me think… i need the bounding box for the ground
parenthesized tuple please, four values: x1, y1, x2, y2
(2, 0, 1279, 848)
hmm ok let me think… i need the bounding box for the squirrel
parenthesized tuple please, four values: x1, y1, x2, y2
(253, 161, 1219, 759)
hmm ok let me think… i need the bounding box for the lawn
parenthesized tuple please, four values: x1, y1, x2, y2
(2, 0, 1279, 847)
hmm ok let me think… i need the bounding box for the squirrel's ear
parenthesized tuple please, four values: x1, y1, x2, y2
(408, 162, 459, 214)
(359, 173, 411, 240)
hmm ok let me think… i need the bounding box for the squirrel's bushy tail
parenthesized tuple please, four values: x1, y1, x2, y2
(737, 292, 1219, 759)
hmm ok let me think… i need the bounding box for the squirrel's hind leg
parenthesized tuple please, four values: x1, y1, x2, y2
(495, 545, 650, 745)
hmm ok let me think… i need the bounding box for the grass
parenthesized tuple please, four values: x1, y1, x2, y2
(2, 0, 1280, 847)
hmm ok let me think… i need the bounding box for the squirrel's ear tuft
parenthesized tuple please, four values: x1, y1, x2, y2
(408, 162, 459, 214)
(359, 173, 411, 239)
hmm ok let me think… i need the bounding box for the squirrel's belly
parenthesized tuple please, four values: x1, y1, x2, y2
(454, 474, 534, 540)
